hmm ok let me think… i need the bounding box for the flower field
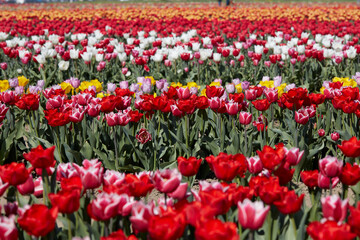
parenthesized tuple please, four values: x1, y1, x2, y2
(1, 2, 360, 240)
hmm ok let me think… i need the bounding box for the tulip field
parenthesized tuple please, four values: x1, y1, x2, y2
(2, 1, 360, 240)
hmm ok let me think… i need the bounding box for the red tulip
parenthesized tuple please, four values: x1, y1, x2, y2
(125, 172, 154, 197)
(15, 94, 40, 111)
(18, 204, 58, 237)
(274, 190, 304, 214)
(307, 221, 356, 240)
(148, 209, 186, 240)
(23, 145, 56, 169)
(257, 145, 285, 171)
(338, 136, 360, 158)
(49, 189, 81, 214)
(300, 170, 318, 188)
(136, 128, 152, 144)
(195, 219, 238, 240)
(0, 162, 29, 186)
(205, 153, 247, 181)
(252, 99, 270, 111)
(340, 163, 360, 186)
(177, 156, 202, 177)
(348, 202, 360, 237)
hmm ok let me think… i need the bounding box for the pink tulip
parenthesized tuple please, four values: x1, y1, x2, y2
(46, 96, 64, 109)
(130, 202, 153, 233)
(284, 147, 304, 167)
(168, 182, 189, 200)
(121, 68, 128, 75)
(319, 156, 343, 178)
(117, 112, 131, 126)
(318, 129, 325, 137)
(103, 170, 125, 187)
(105, 112, 119, 126)
(170, 104, 183, 117)
(208, 97, 220, 111)
(33, 178, 43, 198)
(331, 132, 340, 141)
(290, 58, 297, 65)
(77, 93, 92, 106)
(318, 174, 339, 189)
(0, 62, 7, 70)
(264, 61, 271, 67)
(321, 195, 348, 222)
(176, 87, 191, 100)
(264, 88, 278, 103)
(17, 175, 34, 195)
(246, 156, 263, 174)
(56, 163, 79, 181)
(238, 199, 270, 230)
(225, 101, 239, 115)
(239, 111, 252, 125)
(87, 103, 101, 117)
(88, 193, 123, 221)
(69, 108, 86, 123)
(73, 159, 103, 190)
(295, 111, 309, 125)
(1, 91, 16, 105)
(245, 89, 257, 101)
(153, 169, 181, 193)
(0, 216, 18, 240)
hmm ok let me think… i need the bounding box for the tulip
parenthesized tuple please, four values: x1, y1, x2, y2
(246, 156, 263, 174)
(238, 199, 270, 230)
(318, 129, 325, 137)
(17, 175, 34, 195)
(73, 159, 103, 190)
(168, 182, 189, 200)
(331, 132, 340, 141)
(319, 156, 343, 178)
(340, 163, 360, 186)
(321, 195, 348, 222)
(318, 174, 339, 189)
(23, 145, 56, 169)
(0, 216, 18, 240)
(307, 221, 356, 240)
(295, 111, 309, 125)
(4, 202, 18, 217)
(239, 111, 252, 125)
(153, 169, 181, 193)
(130, 202, 153, 233)
(177, 156, 202, 177)
(338, 136, 360, 158)
(284, 147, 304, 167)
(176, 87, 191, 100)
(103, 170, 125, 187)
(195, 219, 238, 240)
(0, 62, 7, 70)
(225, 101, 239, 115)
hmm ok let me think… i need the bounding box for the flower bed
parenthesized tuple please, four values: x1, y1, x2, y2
(0, 2, 360, 240)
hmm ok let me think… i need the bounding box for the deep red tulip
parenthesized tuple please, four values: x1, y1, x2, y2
(307, 221, 356, 240)
(338, 137, 360, 158)
(23, 145, 56, 169)
(257, 145, 285, 171)
(49, 189, 81, 214)
(274, 190, 304, 214)
(300, 170, 319, 188)
(205, 153, 247, 181)
(18, 204, 58, 237)
(340, 163, 360, 186)
(0, 162, 29, 186)
(252, 99, 270, 111)
(177, 156, 202, 177)
(195, 219, 238, 240)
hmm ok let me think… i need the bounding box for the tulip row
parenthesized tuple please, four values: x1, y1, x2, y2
(2, 4, 360, 89)
(1, 75, 360, 171)
(0, 141, 359, 240)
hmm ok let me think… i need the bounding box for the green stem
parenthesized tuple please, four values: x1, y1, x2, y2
(67, 215, 72, 240)
(114, 128, 118, 170)
(55, 126, 63, 163)
(290, 215, 297, 239)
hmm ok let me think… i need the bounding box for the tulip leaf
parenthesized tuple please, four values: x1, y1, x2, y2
(80, 141, 93, 160)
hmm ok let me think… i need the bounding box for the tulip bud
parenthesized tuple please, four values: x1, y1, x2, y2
(0, 62, 7, 70)
(318, 129, 325, 137)
(331, 132, 340, 141)
(246, 156, 263, 174)
(321, 195, 348, 222)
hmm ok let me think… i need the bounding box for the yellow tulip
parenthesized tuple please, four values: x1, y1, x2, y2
(18, 76, 29, 87)
(60, 82, 74, 94)
(0, 80, 10, 92)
